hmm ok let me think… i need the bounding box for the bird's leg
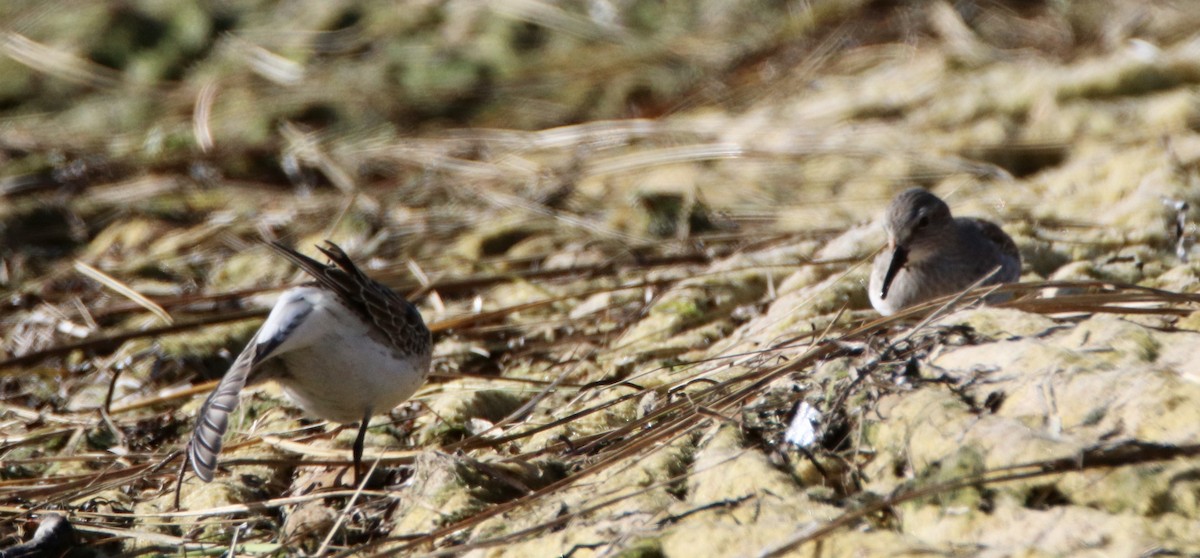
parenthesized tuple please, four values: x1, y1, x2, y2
(174, 448, 190, 510)
(352, 409, 372, 486)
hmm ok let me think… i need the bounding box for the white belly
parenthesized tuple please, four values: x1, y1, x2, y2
(279, 340, 428, 423)
(264, 287, 430, 423)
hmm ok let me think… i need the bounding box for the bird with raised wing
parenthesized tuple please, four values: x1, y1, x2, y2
(869, 188, 1020, 316)
(188, 241, 431, 485)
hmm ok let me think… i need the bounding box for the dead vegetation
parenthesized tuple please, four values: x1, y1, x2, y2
(4, 1, 1200, 556)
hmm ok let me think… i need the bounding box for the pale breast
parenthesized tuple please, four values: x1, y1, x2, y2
(273, 292, 431, 423)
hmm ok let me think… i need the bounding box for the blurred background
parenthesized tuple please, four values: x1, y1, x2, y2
(4, 1, 1200, 556)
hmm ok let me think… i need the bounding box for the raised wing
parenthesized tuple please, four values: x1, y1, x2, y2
(188, 291, 315, 482)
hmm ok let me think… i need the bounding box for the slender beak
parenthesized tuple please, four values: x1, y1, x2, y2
(879, 245, 908, 300)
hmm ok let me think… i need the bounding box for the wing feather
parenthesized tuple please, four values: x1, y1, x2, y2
(188, 341, 260, 482)
(266, 241, 430, 356)
(188, 291, 315, 482)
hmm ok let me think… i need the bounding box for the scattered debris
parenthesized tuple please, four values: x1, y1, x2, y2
(1163, 197, 1192, 261)
(784, 401, 822, 449)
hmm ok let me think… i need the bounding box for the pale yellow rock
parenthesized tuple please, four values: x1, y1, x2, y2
(934, 307, 1059, 340)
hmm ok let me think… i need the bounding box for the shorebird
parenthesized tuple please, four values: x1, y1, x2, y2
(188, 241, 432, 485)
(869, 188, 1020, 316)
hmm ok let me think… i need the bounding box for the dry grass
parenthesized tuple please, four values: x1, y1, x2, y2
(4, 1, 1200, 556)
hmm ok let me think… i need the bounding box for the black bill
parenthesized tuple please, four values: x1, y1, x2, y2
(879, 245, 908, 300)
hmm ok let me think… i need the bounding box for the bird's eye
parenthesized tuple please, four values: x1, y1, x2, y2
(915, 215, 930, 229)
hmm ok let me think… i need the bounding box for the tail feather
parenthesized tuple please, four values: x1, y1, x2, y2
(266, 241, 430, 356)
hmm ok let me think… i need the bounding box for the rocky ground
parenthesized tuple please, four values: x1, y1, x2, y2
(4, 1, 1200, 556)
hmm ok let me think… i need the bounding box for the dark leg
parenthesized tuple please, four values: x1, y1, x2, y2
(174, 448, 190, 510)
(352, 410, 372, 486)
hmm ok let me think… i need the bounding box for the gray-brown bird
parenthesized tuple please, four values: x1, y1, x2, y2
(869, 188, 1020, 316)
(188, 241, 432, 485)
